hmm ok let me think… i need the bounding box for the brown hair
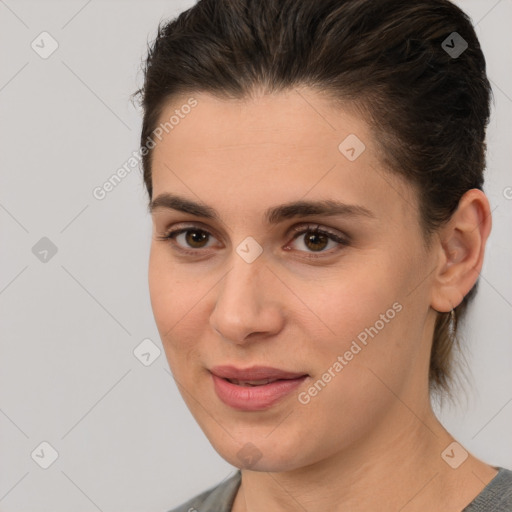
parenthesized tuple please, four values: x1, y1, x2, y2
(134, 0, 493, 396)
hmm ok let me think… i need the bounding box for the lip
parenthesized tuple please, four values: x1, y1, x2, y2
(211, 365, 307, 381)
(210, 365, 309, 411)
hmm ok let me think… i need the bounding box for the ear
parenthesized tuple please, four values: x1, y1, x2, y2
(430, 189, 492, 313)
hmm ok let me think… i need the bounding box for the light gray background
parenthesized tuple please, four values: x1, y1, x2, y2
(0, 1, 511, 511)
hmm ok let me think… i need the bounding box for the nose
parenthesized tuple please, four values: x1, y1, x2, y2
(209, 253, 285, 345)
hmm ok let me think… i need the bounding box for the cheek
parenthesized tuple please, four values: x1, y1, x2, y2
(148, 247, 190, 347)
(148, 246, 196, 325)
(299, 262, 400, 340)
(298, 256, 419, 388)
(148, 247, 174, 331)
(148, 246, 214, 368)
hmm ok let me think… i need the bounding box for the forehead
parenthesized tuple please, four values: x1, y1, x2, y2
(150, 89, 417, 223)
(155, 88, 369, 154)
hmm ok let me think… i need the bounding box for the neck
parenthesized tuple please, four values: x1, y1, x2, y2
(232, 403, 497, 512)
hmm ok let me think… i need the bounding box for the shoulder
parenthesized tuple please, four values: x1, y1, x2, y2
(463, 467, 512, 511)
(166, 471, 242, 512)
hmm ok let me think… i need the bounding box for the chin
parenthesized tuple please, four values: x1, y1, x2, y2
(224, 448, 301, 473)
(204, 429, 313, 473)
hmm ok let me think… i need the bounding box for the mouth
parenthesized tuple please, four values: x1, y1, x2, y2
(224, 378, 285, 387)
(210, 365, 309, 411)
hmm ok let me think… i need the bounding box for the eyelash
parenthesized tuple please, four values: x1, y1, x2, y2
(155, 224, 349, 259)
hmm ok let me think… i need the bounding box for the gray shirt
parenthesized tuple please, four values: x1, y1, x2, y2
(168, 467, 512, 512)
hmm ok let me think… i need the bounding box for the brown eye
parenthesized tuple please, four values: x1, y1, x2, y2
(157, 227, 217, 252)
(303, 231, 329, 252)
(183, 229, 210, 248)
(288, 225, 348, 255)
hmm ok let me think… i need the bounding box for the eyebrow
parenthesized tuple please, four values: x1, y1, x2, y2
(148, 192, 375, 224)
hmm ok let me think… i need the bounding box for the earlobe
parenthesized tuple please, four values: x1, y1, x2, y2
(430, 189, 492, 313)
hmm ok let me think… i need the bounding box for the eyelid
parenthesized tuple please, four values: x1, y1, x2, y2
(156, 221, 222, 243)
(287, 223, 349, 244)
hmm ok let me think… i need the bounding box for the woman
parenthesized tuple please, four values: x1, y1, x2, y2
(135, 0, 512, 510)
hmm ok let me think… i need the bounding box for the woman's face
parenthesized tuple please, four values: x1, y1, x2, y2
(148, 89, 438, 471)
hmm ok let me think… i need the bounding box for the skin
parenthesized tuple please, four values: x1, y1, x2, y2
(148, 88, 495, 512)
